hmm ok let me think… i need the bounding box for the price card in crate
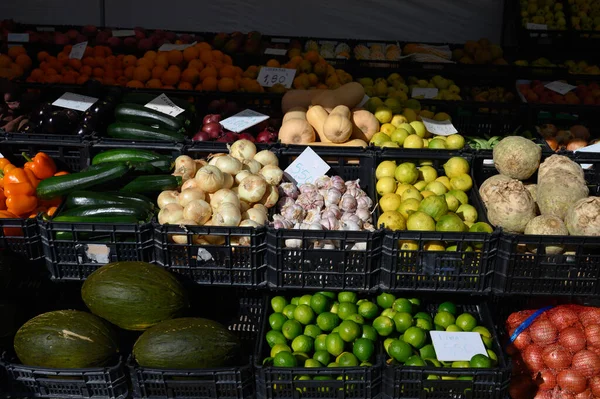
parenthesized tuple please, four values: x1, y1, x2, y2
(145, 93, 185, 117)
(220, 109, 269, 133)
(257, 67, 296, 88)
(421, 117, 458, 136)
(430, 331, 488, 361)
(284, 147, 331, 185)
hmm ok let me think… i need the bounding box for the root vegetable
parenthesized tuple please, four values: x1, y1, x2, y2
(242, 159, 262, 174)
(538, 155, 586, 185)
(181, 179, 203, 192)
(208, 153, 226, 166)
(239, 200, 250, 213)
(493, 136, 542, 180)
(214, 155, 242, 175)
(238, 175, 267, 203)
(182, 200, 212, 225)
(170, 219, 197, 244)
(479, 174, 515, 204)
(229, 139, 257, 161)
(212, 203, 242, 226)
(259, 165, 283, 185)
(254, 150, 278, 167)
(235, 170, 252, 185)
(537, 172, 588, 219)
(253, 203, 269, 215)
(565, 197, 600, 236)
(525, 215, 569, 254)
(158, 203, 184, 225)
(242, 208, 268, 225)
(258, 184, 279, 208)
(174, 155, 196, 179)
(485, 179, 536, 233)
(195, 165, 225, 193)
(157, 190, 179, 209)
(209, 188, 240, 210)
(351, 109, 379, 141)
(222, 172, 234, 189)
(178, 188, 206, 207)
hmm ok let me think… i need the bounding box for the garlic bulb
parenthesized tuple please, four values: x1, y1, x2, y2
(324, 188, 342, 207)
(340, 194, 358, 213)
(278, 182, 299, 199)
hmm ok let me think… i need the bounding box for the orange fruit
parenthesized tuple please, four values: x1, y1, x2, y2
(167, 50, 184, 66)
(151, 66, 166, 79)
(103, 76, 116, 85)
(82, 57, 96, 68)
(308, 73, 319, 86)
(44, 74, 62, 84)
(92, 67, 104, 78)
(116, 76, 129, 86)
(181, 68, 200, 85)
(199, 50, 213, 64)
(8, 46, 26, 60)
(177, 81, 193, 90)
(0, 55, 11, 68)
(162, 85, 175, 90)
(133, 66, 151, 82)
(136, 57, 154, 69)
(146, 78, 162, 89)
(68, 58, 82, 70)
(219, 65, 236, 79)
(188, 59, 204, 71)
(234, 66, 244, 76)
(81, 65, 92, 76)
(95, 56, 107, 68)
(217, 77, 236, 92)
(161, 69, 180, 86)
(199, 65, 217, 80)
(77, 75, 90, 84)
(304, 50, 320, 64)
(123, 55, 137, 67)
(57, 52, 70, 64)
(37, 51, 50, 62)
(194, 83, 203, 91)
(124, 66, 135, 79)
(9, 63, 23, 77)
(202, 76, 218, 91)
(195, 42, 212, 52)
(223, 55, 233, 65)
(144, 50, 158, 60)
(126, 80, 144, 88)
(106, 55, 117, 66)
(211, 50, 224, 61)
(183, 47, 199, 62)
(154, 54, 169, 68)
(30, 68, 44, 81)
(266, 59, 280, 68)
(45, 68, 58, 76)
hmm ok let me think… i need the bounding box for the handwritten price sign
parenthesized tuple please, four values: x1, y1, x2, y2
(430, 331, 488, 361)
(284, 147, 331, 185)
(257, 67, 296, 89)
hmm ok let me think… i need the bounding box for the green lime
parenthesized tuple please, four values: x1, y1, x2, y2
(282, 304, 297, 320)
(336, 352, 359, 367)
(403, 327, 427, 349)
(472, 326, 493, 348)
(310, 293, 330, 314)
(293, 304, 315, 325)
(360, 362, 372, 367)
(456, 313, 478, 332)
(487, 349, 498, 366)
(361, 325, 378, 341)
(446, 324, 463, 332)
(273, 351, 297, 367)
(408, 298, 421, 310)
(392, 312, 414, 333)
(392, 298, 413, 314)
(292, 335, 314, 353)
(314, 350, 331, 365)
(325, 333, 345, 357)
(373, 316, 395, 337)
(419, 344, 436, 360)
(293, 352, 310, 364)
(269, 313, 287, 331)
(424, 358, 441, 367)
(353, 338, 374, 362)
(451, 361, 470, 368)
(304, 359, 322, 368)
(331, 327, 339, 334)
(271, 296, 288, 313)
(388, 339, 413, 363)
(314, 334, 328, 352)
(282, 319, 302, 340)
(415, 318, 433, 331)
(358, 301, 379, 319)
(318, 291, 336, 300)
(271, 343, 292, 357)
(337, 302, 358, 320)
(330, 302, 339, 314)
(434, 311, 456, 330)
(298, 295, 312, 306)
(346, 314, 365, 325)
(383, 338, 395, 355)
(291, 297, 300, 306)
(304, 324, 322, 339)
(381, 308, 398, 319)
(404, 355, 426, 366)
(338, 291, 358, 304)
(377, 293, 396, 309)
(326, 363, 338, 368)
(339, 320, 361, 342)
(266, 330, 287, 347)
(438, 301, 457, 316)
(316, 312, 340, 332)
(414, 312, 433, 323)
(470, 354, 492, 368)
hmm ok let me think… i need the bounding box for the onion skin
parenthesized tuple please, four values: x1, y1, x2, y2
(542, 344, 572, 370)
(546, 137, 559, 151)
(523, 344, 546, 373)
(590, 376, 600, 396)
(557, 369, 588, 394)
(585, 324, 600, 347)
(536, 369, 557, 391)
(530, 318, 558, 346)
(571, 350, 600, 378)
(550, 307, 580, 331)
(559, 327, 587, 353)
(567, 139, 588, 152)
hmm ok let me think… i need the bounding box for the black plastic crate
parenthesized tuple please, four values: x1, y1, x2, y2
(470, 155, 600, 296)
(0, 138, 90, 173)
(382, 301, 511, 399)
(374, 150, 498, 293)
(266, 147, 382, 292)
(0, 217, 41, 260)
(129, 296, 262, 399)
(39, 219, 154, 281)
(0, 355, 128, 399)
(255, 295, 383, 399)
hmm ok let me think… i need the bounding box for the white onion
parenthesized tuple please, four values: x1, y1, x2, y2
(181, 179, 203, 192)
(222, 173, 234, 189)
(235, 170, 252, 185)
(214, 155, 242, 175)
(178, 188, 206, 207)
(242, 159, 262, 174)
(195, 165, 225, 193)
(200, 219, 226, 245)
(240, 219, 260, 228)
(242, 208, 268, 225)
(229, 139, 257, 161)
(238, 175, 267, 203)
(239, 200, 251, 213)
(170, 219, 197, 244)
(208, 153, 227, 166)
(259, 184, 279, 208)
(259, 165, 284, 185)
(157, 190, 179, 209)
(254, 150, 278, 167)
(193, 236, 210, 245)
(253, 204, 269, 215)
(285, 239, 302, 248)
(175, 155, 196, 175)
(158, 203, 184, 225)
(182, 200, 211, 225)
(210, 188, 240, 210)
(213, 203, 242, 226)
(194, 159, 208, 169)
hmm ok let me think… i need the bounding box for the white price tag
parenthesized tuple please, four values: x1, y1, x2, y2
(412, 88, 439, 99)
(264, 48, 288, 56)
(421, 117, 458, 136)
(430, 331, 488, 362)
(272, 38, 290, 43)
(145, 93, 186, 117)
(197, 248, 214, 262)
(284, 147, 331, 186)
(527, 23, 548, 30)
(69, 41, 88, 60)
(36, 26, 55, 32)
(84, 244, 110, 264)
(257, 67, 296, 89)
(158, 41, 196, 51)
(7, 33, 29, 43)
(52, 92, 98, 112)
(574, 143, 600, 169)
(0, 153, 4, 158)
(483, 159, 495, 166)
(220, 109, 269, 133)
(545, 81, 576, 95)
(112, 29, 136, 37)
(357, 95, 370, 108)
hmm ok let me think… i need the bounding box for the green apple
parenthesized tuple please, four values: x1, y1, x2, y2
(398, 123, 416, 135)
(374, 106, 393, 124)
(410, 121, 427, 138)
(370, 132, 391, 146)
(390, 128, 410, 145)
(391, 114, 409, 127)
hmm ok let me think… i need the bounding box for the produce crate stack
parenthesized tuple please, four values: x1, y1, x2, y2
(0, 17, 599, 399)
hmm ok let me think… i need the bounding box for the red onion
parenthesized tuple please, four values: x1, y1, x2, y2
(238, 132, 256, 142)
(557, 369, 587, 394)
(571, 350, 600, 378)
(192, 130, 210, 141)
(202, 122, 222, 139)
(542, 344, 572, 369)
(530, 318, 558, 345)
(536, 369, 557, 390)
(202, 114, 221, 125)
(549, 307, 580, 331)
(559, 327, 586, 353)
(585, 324, 600, 347)
(256, 130, 272, 143)
(216, 132, 239, 142)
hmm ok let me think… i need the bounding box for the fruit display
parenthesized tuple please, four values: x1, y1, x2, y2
(304, 40, 351, 59)
(467, 85, 516, 102)
(506, 305, 600, 399)
(518, 80, 600, 105)
(569, 0, 600, 31)
(402, 43, 453, 62)
(451, 38, 507, 65)
(537, 123, 596, 151)
(520, 0, 567, 30)
(359, 73, 462, 101)
(514, 58, 600, 75)
(353, 42, 401, 61)
(194, 110, 278, 143)
(0, 46, 31, 79)
(212, 31, 264, 56)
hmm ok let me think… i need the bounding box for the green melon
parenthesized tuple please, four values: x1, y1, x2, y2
(81, 261, 189, 331)
(14, 310, 118, 368)
(133, 317, 241, 369)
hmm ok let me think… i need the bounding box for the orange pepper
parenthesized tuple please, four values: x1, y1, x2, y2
(40, 197, 62, 208)
(23, 152, 57, 180)
(29, 206, 47, 218)
(4, 168, 39, 196)
(6, 195, 38, 216)
(3, 164, 16, 174)
(0, 189, 5, 210)
(0, 210, 23, 237)
(0, 159, 11, 170)
(45, 206, 58, 217)
(54, 171, 69, 176)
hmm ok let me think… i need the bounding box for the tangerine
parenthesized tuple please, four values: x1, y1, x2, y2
(161, 69, 180, 86)
(202, 76, 217, 91)
(219, 65, 236, 79)
(133, 66, 151, 82)
(145, 78, 162, 89)
(199, 65, 217, 80)
(144, 50, 158, 60)
(0, 55, 11, 68)
(122, 55, 137, 67)
(37, 51, 50, 62)
(181, 68, 200, 85)
(177, 81, 193, 90)
(266, 59, 280, 68)
(126, 80, 144, 88)
(7, 46, 26, 59)
(217, 77, 236, 92)
(151, 66, 166, 79)
(183, 47, 199, 62)
(68, 58, 82, 70)
(188, 59, 204, 71)
(167, 50, 183, 66)
(124, 66, 135, 79)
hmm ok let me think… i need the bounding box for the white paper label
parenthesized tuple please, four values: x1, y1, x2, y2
(574, 143, 600, 169)
(357, 95, 370, 108)
(52, 92, 98, 112)
(69, 41, 88, 60)
(220, 109, 269, 133)
(197, 248, 214, 262)
(7, 33, 29, 43)
(421, 117, 458, 136)
(483, 159, 495, 166)
(284, 147, 331, 186)
(145, 93, 186, 117)
(36, 26, 55, 32)
(527, 23, 548, 30)
(430, 331, 488, 362)
(112, 29, 136, 37)
(272, 38, 290, 43)
(412, 88, 439, 99)
(545, 81, 577, 95)
(0, 153, 4, 158)
(85, 244, 110, 264)
(264, 48, 288, 56)
(257, 67, 296, 89)
(158, 41, 196, 51)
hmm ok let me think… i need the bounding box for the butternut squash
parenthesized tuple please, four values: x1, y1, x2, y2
(307, 139, 368, 147)
(328, 105, 351, 119)
(351, 109, 379, 141)
(279, 118, 316, 145)
(283, 107, 308, 124)
(311, 82, 365, 109)
(306, 105, 331, 143)
(282, 90, 325, 113)
(323, 112, 353, 143)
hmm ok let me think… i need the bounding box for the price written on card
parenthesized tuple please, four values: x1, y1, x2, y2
(412, 88, 439, 99)
(52, 92, 98, 112)
(7, 33, 29, 43)
(69, 41, 88, 60)
(145, 93, 186, 117)
(111, 30, 136, 37)
(545, 81, 577, 95)
(264, 48, 288, 56)
(526, 23, 548, 30)
(430, 331, 488, 361)
(284, 147, 331, 186)
(158, 42, 196, 51)
(220, 109, 269, 133)
(421, 117, 458, 136)
(257, 67, 296, 88)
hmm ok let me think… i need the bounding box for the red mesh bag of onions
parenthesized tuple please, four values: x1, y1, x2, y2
(506, 305, 600, 399)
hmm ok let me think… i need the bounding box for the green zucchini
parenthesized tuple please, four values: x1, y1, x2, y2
(129, 159, 174, 173)
(65, 191, 154, 211)
(121, 175, 182, 194)
(92, 149, 167, 165)
(36, 163, 129, 200)
(115, 103, 185, 131)
(59, 205, 151, 221)
(121, 93, 193, 113)
(52, 216, 139, 224)
(106, 192, 156, 211)
(107, 122, 186, 142)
